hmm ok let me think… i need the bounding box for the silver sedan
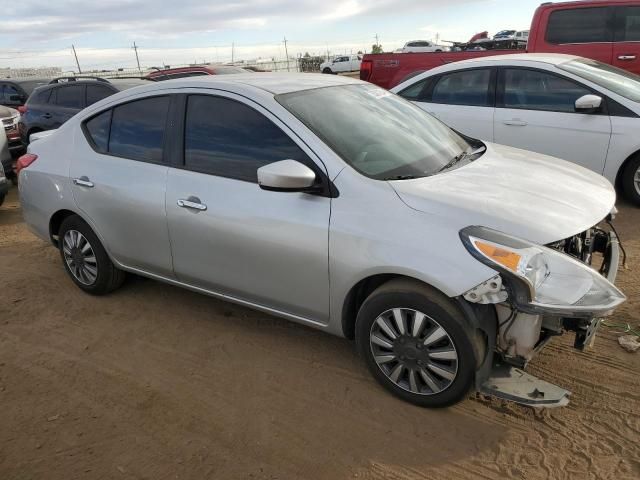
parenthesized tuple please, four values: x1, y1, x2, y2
(18, 73, 625, 408)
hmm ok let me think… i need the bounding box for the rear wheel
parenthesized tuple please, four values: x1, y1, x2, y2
(58, 215, 125, 294)
(621, 155, 640, 206)
(355, 279, 477, 407)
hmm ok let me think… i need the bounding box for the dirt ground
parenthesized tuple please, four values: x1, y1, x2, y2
(1, 184, 639, 480)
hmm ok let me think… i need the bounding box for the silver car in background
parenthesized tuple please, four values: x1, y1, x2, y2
(19, 74, 625, 408)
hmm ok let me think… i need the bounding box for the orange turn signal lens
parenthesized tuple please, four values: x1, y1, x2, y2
(473, 240, 522, 272)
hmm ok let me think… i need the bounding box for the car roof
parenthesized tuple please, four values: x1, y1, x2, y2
(125, 72, 362, 95)
(1, 77, 50, 94)
(108, 78, 155, 90)
(447, 53, 582, 67)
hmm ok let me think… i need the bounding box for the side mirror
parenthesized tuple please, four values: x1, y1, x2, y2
(575, 94, 602, 112)
(257, 160, 317, 192)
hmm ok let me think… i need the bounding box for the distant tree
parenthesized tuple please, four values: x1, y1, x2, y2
(371, 44, 383, 54)
(304, 52, 311, 58)
(357, 50, 363, 55)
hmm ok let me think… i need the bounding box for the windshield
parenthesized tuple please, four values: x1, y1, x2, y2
(558, 59, 640, 102)
(276, 84, 469, 180)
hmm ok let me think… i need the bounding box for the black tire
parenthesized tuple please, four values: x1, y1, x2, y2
(0, 193, 5, 207)
(58, 215, 125, 295)
(621, 155, 640, 206)
(355, 279, 477, 408)
(322, 68, 332, 74)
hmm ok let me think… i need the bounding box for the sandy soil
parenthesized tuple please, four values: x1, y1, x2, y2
(1, 185, 639, 480)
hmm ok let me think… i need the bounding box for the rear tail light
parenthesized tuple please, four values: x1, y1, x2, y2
(15, 153, 38, 175)
(17, 105, 27, 115)
(360, 59, 373, 81)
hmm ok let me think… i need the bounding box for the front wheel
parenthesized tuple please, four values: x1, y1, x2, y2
(322, 68, 332, 74)
(58, 215, 125, 295)
(355, 279, 477, 407)
(621, 155, 640, 206)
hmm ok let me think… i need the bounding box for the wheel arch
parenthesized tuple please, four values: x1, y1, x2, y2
(49, 209, 78, 246)
(614, 148, 640, 190)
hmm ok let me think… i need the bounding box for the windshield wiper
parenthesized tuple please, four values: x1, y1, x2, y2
(438, 146, 486, 173)
(384, 174, 419, 180)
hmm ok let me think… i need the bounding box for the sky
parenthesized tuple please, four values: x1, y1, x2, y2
(0, 0, 548, 72)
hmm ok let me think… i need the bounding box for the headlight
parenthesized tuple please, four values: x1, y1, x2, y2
(460, 226, 625, 316)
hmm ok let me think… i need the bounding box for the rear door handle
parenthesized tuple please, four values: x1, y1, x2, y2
(42, 113, 52, 119)
(618, 55, 637, 61)
(177, 197, 207, 211)
(503, 119, 528, 126)
(73, 176, 94, 188)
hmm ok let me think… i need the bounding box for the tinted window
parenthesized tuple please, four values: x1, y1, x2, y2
(85, 110, 112, 152)
(617, 6, 640, 41)
(398, 79, 429, 100)
(184, 95, 310, 182)
(86, 85, 114, 105)
(56, 86, 85, 108)
(432, 69, 492, 106)
(30, 88, 52, 104)
(109, 96, 170, 163)
(546, 7, 612, 44)
(1, 84, 21, 104)
(502, 68, 591, 113)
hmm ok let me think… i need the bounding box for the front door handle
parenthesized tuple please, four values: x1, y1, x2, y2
(42, 113, 52, 119)
(503, 119, 528, 126)
(73, 176, 94, 188)
(177, 197, 207, 211)
(618, 55, 637, 61)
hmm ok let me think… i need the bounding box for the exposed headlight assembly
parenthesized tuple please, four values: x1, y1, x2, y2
(460, 226, 625, 317)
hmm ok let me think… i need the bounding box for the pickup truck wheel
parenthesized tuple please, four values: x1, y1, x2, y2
(355, 279, 476, 408)
(322, 68, 333, 74)
(58, 215, 125, 295)
(621, 155, 640, 206)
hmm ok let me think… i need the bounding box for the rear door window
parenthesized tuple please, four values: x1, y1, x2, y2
(56, 85, 86, 109)
(500, 68, 591, 113)
(546, 7, 613, 44)
(86, 85, 114, 105)
(108, 96, 170, 163)
(431, 69, 492, 107)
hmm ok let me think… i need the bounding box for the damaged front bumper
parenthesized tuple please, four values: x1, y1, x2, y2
(465, 228, 623, 408)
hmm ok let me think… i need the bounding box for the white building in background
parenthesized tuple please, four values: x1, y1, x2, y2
(0, 66, 63, 79)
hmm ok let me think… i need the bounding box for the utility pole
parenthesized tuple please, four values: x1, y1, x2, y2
(231, 42, 235, 63)
(374, 33, 380, 46)
(283, 36, 290, 72)
(132, 42, 142, 75)
(71, 44, 82, 74)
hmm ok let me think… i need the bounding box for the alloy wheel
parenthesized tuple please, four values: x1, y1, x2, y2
(634, 165, 640, 197)
(62, 229, 98, 285)
(369, 308, 458, 395)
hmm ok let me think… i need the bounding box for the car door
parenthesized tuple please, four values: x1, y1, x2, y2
(613, 5, 640, 75)
(494, 67, 612, 174)
(399, 68, 496, 141)
(52, 85, 86, 128)
(70, 95, 174, 277)
(165, 92, 331, 323)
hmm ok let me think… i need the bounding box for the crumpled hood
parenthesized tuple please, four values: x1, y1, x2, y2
(390, 142, 616, 244)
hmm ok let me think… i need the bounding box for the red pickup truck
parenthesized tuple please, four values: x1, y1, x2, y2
(362, 0, 640, 89)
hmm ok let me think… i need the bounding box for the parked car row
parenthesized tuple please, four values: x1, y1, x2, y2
(18, 73, 626, 410)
